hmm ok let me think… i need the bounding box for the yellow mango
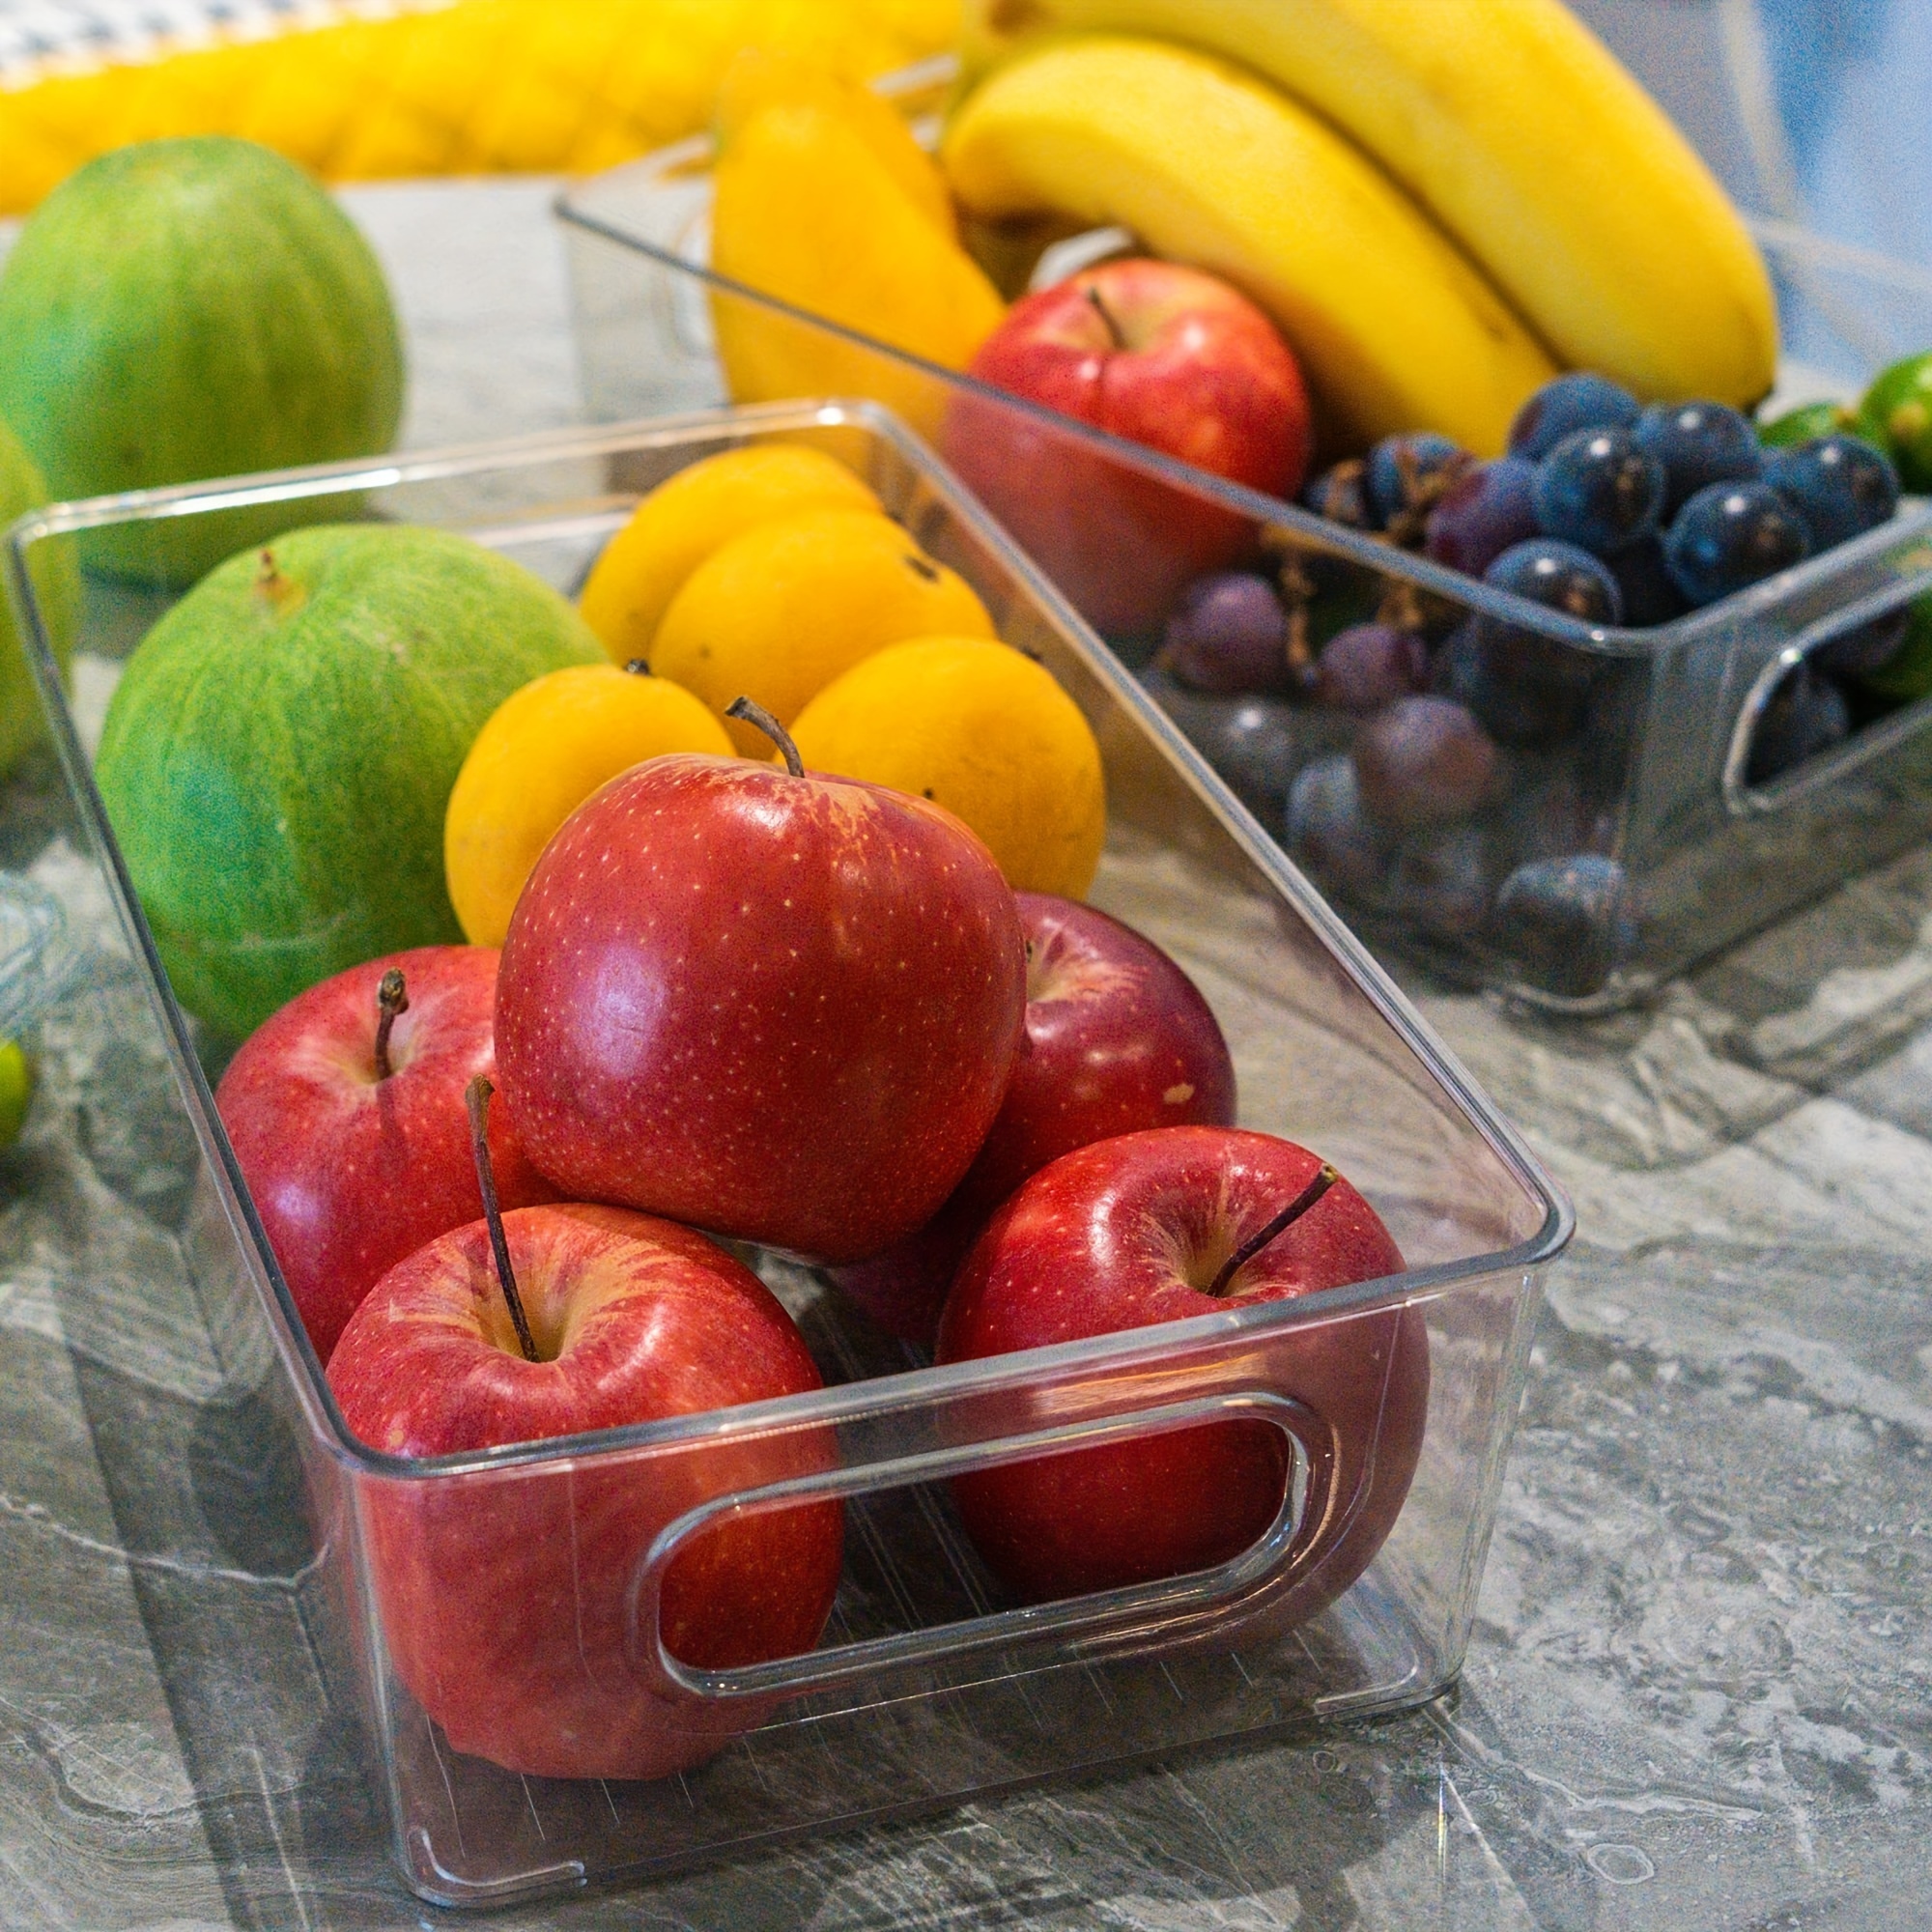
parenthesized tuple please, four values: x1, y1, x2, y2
(444, 662, 734, 947)
(789, 637, 1107, 898)
(651, 507, 996, 754)
(710, 99, 1008, 435)
(579, 443, 880, 666)
(717, 49, 957, 237)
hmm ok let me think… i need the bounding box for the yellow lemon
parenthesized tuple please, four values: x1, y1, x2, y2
(444, 663, 733, 947)
(578, 443, 879, 667)
(788, 637, 1106, 898)
(653, 507, 996, 755)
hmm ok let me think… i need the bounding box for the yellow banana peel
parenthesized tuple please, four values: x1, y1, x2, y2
(961, 0, 1776, 406)
(943, 36, 1556, 455)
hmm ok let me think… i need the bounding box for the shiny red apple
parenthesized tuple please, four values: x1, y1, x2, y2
(214, 945, 555, 1364)
(945, 257, 1313, 636)
(832, 894, 1236, 1343)
(494, 712, 1026, 1263)
(327, 1196, 843, 1781)
(936, 1126, 1428, 1617)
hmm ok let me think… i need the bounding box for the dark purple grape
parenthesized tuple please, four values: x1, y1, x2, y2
(1425, 458, 1540, 577)
(1386, 824, 1492, 938)
(1607, 535, 1690, 627)
(1313, 623, 1428, 714)
(1492, 855, 1632, 999)
(1508, 373, 1640, 462)
(1355, 696, 1502, 828)
(1745, 665, 1850, 783)
(1762, 435, 1901, 552)
(1634, 400, 1763, 516)
(1448, 541, 1618, 750)
(1161, 572, 1292, 694)
(1366, 433, 1471, 531)
(1509, 775, 1613, 866)
(1138, 669, 1300, 819)
(1663, 482, 1811, 607)
(1287, 756, 1389, 895)
(1485, 539, 1623, 625)
(1530, 427, 1666, 556)
(1438, 622, 1593, 749)
(1302, 459, 1374, 530)
(1812, 609, 1910, 679)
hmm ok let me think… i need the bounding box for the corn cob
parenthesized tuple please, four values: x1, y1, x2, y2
(0, 0, 958, 213)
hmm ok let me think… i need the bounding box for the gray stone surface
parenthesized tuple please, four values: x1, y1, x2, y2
(1, 180, 1929, 1929)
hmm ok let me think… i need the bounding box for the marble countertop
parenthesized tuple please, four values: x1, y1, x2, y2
(1, 183, 1927, 1932)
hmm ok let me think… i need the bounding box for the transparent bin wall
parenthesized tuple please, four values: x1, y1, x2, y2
(560, 151, 1932, 1010)
(7, 409, 1565, 1905)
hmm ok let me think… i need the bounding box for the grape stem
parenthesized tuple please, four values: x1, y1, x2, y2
(465, 1075, 539, 1364)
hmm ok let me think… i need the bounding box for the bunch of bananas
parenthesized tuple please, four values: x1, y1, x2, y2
(0, 0, 956, 214)
(948, 0, 1777, 453)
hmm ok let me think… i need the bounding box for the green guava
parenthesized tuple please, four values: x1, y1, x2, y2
(0, 415, 80, 775)
(0, 136, 405, 587)
(94, 524, 603, 1039)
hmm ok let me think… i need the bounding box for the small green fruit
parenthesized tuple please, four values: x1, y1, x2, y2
(0, 136, 404, 587)
(1859, 351, 1932, 492)
(95, 525, 603, 1038)
(0, 416, 80, 776)
(1861, 595, 1932, 705)
(1756, 400, 1863, 450)
(0, 1039, 33, 1151)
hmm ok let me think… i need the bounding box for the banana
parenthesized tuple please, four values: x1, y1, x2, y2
(961, 0, 1777, 407)
(941, 37, 1556, 456)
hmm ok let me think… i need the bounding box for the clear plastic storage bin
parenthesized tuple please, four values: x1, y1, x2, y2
(6, 406, 1568, 1905)
(556, 99, 1932, 1009)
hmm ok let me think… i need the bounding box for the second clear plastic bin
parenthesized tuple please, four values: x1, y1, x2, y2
(8, 405, 1567, 1905)
(557, 93, 1932, 1009)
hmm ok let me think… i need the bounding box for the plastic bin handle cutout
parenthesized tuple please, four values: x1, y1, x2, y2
(1723, 528, 1932, 815)
(626, 1387, 1335, 1703)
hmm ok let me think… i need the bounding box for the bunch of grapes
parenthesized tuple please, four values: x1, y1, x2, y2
(1140, 362, 1924, 999)
(1296, 372, 1910, 787)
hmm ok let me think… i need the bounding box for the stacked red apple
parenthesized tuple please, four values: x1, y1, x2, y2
(946, 257, 1313, 637)
(215, 701, 1425, 1784)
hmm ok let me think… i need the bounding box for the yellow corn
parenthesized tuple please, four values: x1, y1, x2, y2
(0, 0, 959, 213)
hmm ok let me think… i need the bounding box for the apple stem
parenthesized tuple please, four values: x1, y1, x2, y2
(464, 1075, 540, 1365)
(624, 657, 650, 676)
(1207, 1163, 1341, 1298)
(1084, 284, 1127, 351)
(725, 695, 804, 777)
(372, 969, 409, 1082)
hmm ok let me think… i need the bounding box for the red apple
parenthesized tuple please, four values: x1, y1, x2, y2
(327, 1198, 843, 1781)
(945, 257, 1313, 636)
(215, 945, 555, 1364)
(495, 718, 1026, 1263)
(935, 1126, 1428, 1619)
(832, 894, 1236, 1343)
